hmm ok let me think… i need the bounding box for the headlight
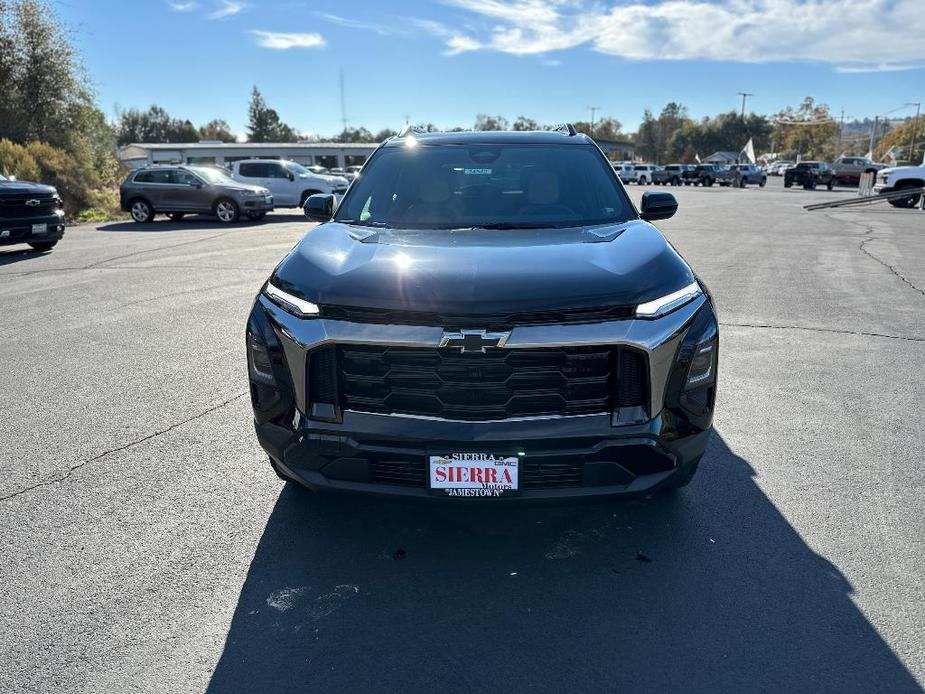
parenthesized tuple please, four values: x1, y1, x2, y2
(635, 281, 701, 319)
(264, 281, 320, 317)
(240, 189, 261, 196)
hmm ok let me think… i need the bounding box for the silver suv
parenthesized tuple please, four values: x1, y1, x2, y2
(120, 165, 274, 224)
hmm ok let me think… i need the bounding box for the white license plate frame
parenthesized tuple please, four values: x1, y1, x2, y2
(429, 453, 519, 498)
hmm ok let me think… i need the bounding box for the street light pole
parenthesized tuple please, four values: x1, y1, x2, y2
(737, 92, 754, 118)
(588, 106, 600, 137)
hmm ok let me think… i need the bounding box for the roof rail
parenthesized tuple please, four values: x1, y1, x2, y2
(398, 123, 429, 137)
(552, 123, 578, 136)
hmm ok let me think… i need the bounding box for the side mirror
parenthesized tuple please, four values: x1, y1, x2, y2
(304, 193, 335, 222)
(287, 171, 295, 181)
(640, 191, 678, 221)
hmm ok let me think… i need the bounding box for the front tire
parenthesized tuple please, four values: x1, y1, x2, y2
(29, 241, 57, 252)
(129, 198, 154, 223)
(704, 177, 713, 187)
(826, 179, 835, 191)
(888, 183, 922, 208)
(638, 177, 647, 185)
(784, 180, 792, 188)
(214, 198, 240, 224)
(740, 177, 747, 188)
(759, 178, 766, 187)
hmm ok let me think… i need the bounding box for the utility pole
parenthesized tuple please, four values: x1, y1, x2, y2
(906, 102, 921, 164)
(868, 115, 879, 156)
(587, 106, 600, 137)
(737, 92, 754, 118)
(837, 108, 845, 155)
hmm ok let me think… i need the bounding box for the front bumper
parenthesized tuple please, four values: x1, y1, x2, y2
(240, 196, 274, 212)
(0, 212, 65, 247)
(248, 292, 718, 502)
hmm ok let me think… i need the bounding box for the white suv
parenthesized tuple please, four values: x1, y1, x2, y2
(231, 160, 350, 208)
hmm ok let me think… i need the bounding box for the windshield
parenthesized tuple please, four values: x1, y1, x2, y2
(0, 174, 6, 181)
(286, 162, 312, 176)
(188, 166, 237, 185)
(335, 143, 635, 229)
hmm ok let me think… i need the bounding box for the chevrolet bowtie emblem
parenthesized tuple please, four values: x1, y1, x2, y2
(25, 199, 41, 207)
(439, 329, 511, 353)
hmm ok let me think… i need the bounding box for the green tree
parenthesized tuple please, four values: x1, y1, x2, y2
(199, 118, 236, 142)
(373, 127, 398, 141)
(247, 86, 298, 142)
(473, 114, 509, 131)
(574, 117, 623, 141)
(512, 116, 540, 131)
(0, 0, 121, 218)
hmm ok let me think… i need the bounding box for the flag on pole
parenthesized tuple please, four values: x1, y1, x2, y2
(741, 138, 756, 164)
(885, 146, 898, 164)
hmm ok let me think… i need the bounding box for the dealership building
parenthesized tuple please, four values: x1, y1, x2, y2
(118, 141, 380, 171)
(119, 136, 637, 171)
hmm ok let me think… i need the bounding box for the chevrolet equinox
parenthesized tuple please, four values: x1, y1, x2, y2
(247, 126, 718, 501)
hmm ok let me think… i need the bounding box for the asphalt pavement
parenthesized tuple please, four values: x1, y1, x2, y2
(1, 178, 923, 693)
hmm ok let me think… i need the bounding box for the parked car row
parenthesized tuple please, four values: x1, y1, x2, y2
(614, 162, 767, 188)
(118, 160, 350, 224)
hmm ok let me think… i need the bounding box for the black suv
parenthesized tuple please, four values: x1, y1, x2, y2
(784, 161, 836, 190)
(247, 127, 718, 501)
(0, 173, 65, 252)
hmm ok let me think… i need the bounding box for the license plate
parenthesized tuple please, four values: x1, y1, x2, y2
(429, 453, 519, 497)
(32, 223, 47, 235)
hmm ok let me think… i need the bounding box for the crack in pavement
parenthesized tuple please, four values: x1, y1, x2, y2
(858, 233, 925, 297)
(0, 392, 248, 504)
(826, 212, 925, 298)
(721, 322, 925, 343)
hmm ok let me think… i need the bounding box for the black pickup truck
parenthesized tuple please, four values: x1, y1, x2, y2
(0, 174, 66, 252)
(683, 165, 738, 187)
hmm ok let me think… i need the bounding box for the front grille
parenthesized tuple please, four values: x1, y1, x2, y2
(363, 446, 673, 489)
(335, 345, 646, 421)
(319, 304, 635, 330)
(0, 194, 59, 219)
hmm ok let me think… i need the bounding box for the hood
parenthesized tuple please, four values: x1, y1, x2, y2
(0, 180, 57, 195)
(271, 220, 695, 314)
(219, 181, 267, 194)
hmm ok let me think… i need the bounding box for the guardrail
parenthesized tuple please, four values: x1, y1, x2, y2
(804, 187, 925, 211)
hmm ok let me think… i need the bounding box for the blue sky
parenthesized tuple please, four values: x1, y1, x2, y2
(59, 0, 924, 138)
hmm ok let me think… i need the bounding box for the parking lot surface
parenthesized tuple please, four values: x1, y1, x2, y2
(1, 179, 923, 693)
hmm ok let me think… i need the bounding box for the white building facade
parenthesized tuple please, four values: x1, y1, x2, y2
(118, 141, 381, 170)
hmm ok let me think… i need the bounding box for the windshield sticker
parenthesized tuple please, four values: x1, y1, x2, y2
(463, 168, 492, 175)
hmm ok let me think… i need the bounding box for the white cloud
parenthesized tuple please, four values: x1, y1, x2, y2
(166, 1, 198, 11)
(250, 30, 326, 50)
(208, 0, 244, 20)
(314, 12, 392, 36)
(427, 0, 925, 70)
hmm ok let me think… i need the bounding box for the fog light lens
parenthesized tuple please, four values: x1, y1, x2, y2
(247, 332, 275, 385)
(686, 342, 715, 388)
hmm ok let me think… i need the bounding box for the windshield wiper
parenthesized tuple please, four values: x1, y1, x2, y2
(462, 222, 563, 230)
(337, 219, 393, 228)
